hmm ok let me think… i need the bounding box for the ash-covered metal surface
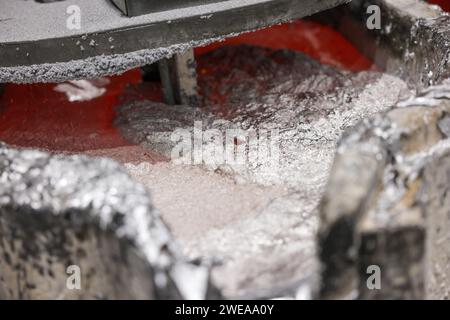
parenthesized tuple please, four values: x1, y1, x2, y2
(114, 45, 409, 298)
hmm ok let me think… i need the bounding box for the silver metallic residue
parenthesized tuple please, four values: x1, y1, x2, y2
(0, 144, 173, 266)
(0, 143, 215, 299)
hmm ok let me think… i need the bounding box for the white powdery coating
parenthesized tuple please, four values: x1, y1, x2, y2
(184, 190, 320, 298)
(126, 161, 286, 241)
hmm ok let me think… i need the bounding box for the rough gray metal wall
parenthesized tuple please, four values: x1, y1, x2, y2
(318, 84, 450, 299)
(0, 144, 217, 299)
(322, 0, 450, 91)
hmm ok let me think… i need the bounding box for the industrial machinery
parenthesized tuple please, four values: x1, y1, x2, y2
(0, 0, 350, 103)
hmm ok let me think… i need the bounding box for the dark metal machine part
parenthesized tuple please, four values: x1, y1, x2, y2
(111, 0, 224, 16)
(0, 0, 350, 68)
(158, 49, 199, 106)
(35, 0, 65, 3)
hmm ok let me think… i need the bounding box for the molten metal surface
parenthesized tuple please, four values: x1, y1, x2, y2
(196, 21, 373, 72)
(0, 20, 372, 153)
(0, 70, 140, 152)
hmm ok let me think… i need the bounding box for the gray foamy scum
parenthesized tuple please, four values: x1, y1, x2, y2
(117, 46, 410, 189)
(0, 143, 213, 299)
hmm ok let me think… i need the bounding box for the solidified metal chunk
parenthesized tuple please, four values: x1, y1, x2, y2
(318, 84, 450, 300)
(0, 143, 217, 299)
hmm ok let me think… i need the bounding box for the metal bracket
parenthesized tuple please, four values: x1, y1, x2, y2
(111, 0, 224, 16)
(158, 49, 199, 107)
